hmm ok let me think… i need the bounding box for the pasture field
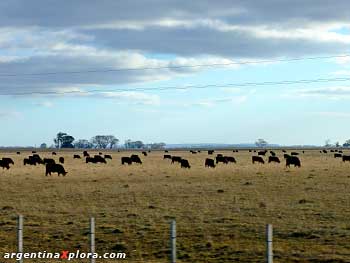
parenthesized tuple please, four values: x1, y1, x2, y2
(0, 149, 350, 262)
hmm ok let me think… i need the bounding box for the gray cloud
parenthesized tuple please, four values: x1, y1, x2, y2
(1, 1, 350, 94)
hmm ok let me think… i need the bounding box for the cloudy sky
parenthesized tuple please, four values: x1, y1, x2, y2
(1, 0, 350, 146)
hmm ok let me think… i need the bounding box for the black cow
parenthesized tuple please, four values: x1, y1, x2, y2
(339, 150, 343, 153)
(16, 152, 21, 155)
(73, 154, 81, 159)
(180, 159, 191, 169)
(0, 160, 10, 170)
(163, 154, 172, 160)
(83, 151, 89, 157)
(142, 151, 147, 156)
(32, 151, 37, 153)
(225, 156, 236, 163)
(99, 152, 103, 155)
(286, 156, 301, 168)
(291, 152, 299, 156)
(43, 158, 56, 165)
(205, 158, 215, 168)
(282, 150, 286, 153)
(216, 156, 228, 164)
(52, 152, 57, 155)
(131, 155, 142, 164)
(59, 157, 64, 164)
(323, 150, 328, 153)
(268, 156, 280, 163)
(165, 150, 169, 153)
(45, 163, 67, 176)
(270, 151, 276, 156)
(104, 154, 112, 159)
(342, 155, 350, 162)
(29, 155, 43, 165)
(208, 150, 214, 155)
(121, 157, 132, 165)
(334, 153, 342, 158)
(2, 158, 14, 166)
(258, 151, 267, 156)
(94, 155, 107, 163)
(284, 154, 291, 159)
(190, 150, 197, 154)
(171, 156, 182, 164)
(24, 158, 35, 166)
(252, 156, 264, 164)
(216, 154, 223, 158)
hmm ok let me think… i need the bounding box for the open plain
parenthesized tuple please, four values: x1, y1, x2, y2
(0, 149, 350, 262)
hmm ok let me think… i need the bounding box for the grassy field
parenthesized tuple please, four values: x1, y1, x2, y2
(0, 149, 350, 262)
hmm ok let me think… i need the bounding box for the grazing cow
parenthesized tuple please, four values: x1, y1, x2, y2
(52, 152, 57, 155)
(252, 156, 264, 164)
(342, 155, 350, 162)
(249, 150, 252, 152)
(43, 158, 56, 165)
(216, 154, 223, 158)
(142, 151, 147, 156)
(198, 150, 201, 153)
(24, 158, 35, 166)
(94, 155, 107, 164)
(339, 150, 343, 153)
(73, 154, 81, 159)
(32, 151, 37, 153)
(190, 150, 197, 154)
(323, 150, 328, 153)
(330, 150, 334, 152)
(0, 160, 10, 170)
(2, 158, 14, 166)
(171, 156, 182, 164)
(180, 159, 191, 169)
(270, 151, 276, 156)
(286, 156, 301, 168)
(225, 156, 236, 163)
(291, 152, 299, 156)
(45, 163, 67, 176)
(59, 157, 64, 164)
(121, 157, 132, 165)
(282, 150, 286, 153)
(148, 150, 151, 153)
(104, 154, 112, 159)
(253, 150, 256, 152)
(17, 152, 21, 155)
(205, 158, 215, 168)
(208, 150, 214, 155)
(165, 150, 169, 153)
(268, 156, 280, 163)
(258, 151, 267, 156)
(334, 153, 342, 158)
(163, 154, 172, 160)
(302, 150, 305, 153)
(83, 151, 89, 157)
(29, 155, 43, 165)
(216, 156, 228, 164)
(99, 152, 103, 155)
(131, 155, 142, 164)
(284, 154, 291, 159)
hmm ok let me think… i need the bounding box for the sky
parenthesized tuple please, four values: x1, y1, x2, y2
(1, 0, 350, 146)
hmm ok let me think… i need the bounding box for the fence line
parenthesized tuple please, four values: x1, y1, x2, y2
(12, 215, 274, 262)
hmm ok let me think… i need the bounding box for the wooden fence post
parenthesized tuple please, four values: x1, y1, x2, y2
(170, 220, 176, 263)
(266, 224, 273, 263)
(17, 215, 23, 263)
(90, 217, 95, 263)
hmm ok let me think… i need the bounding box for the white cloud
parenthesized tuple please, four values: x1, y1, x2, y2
(286, 86, 350, 100)
(97, 91, 160, 105)
(34, 101, 54, 107)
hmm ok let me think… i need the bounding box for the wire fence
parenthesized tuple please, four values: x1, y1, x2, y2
(0, 215, 348, 263)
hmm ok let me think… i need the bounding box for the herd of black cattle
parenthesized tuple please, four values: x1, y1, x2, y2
(0, 149, 350, 176)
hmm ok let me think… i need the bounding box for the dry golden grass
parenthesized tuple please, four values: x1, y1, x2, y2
(0, 149, 350, 262)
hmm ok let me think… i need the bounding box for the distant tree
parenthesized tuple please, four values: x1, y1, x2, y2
(335, 141, 340, 148)
(40, 143, 47, 149)
(343, 139, 350, 147)
(61, 135, 75, 148)
(54, 132, 67, 148)
(124, 140, 144, 149)
(148, 142, 166, 149)
(255, 138, 268, 148)
(324, 139, 332, 147)
(74, 139, 93, 149)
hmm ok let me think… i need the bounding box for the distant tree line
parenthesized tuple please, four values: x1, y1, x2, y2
(50, 132, 166, 150)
